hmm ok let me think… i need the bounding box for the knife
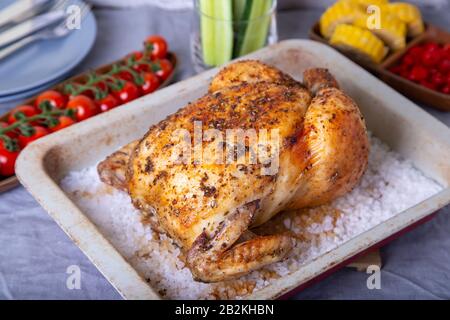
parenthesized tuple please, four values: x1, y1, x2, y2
(0, 0, 54, 29)
(0, 9, 65, 48)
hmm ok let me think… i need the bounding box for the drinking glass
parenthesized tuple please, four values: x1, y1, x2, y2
(191, 0, 278, 73)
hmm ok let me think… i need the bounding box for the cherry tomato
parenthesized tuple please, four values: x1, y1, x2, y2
(423, 42, 440, 53)
(0, 141, 20, 177)
(140, 72, 160, 95)
(113, 81, 140, 104)
(127, 51, 144, 61)
(49, 116, 76, 133)
(116, 70, 134, 82)
(132, 63, 151, 73)
(431, 73, 446, 87)
(439, 59, 450, 74)
(443, 44, 450, 59)
(421, 49, 441, 67)
(407, 46, 424, 57)
(66, 95, 99, 121)
(0, 121, 17, 138)
(429, 68, 439, 77)
(35, 90, 67, 109)
(402, 54, 415, 67)
(442, 86, 450, 95)
(79, 82, 109, 100)
(145, 35, 168, 60)
(8, 105, 39, 124)
(97, 94, 119, 112)
(409, 66, 428, 82)
(154, 59, 173, 81)
(18, 126, 49, 149)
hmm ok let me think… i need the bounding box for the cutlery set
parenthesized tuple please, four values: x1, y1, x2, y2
(0, 0, 95, 104)
(0, 0, 91, 61)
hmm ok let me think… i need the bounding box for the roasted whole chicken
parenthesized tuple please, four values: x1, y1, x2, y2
(98, 60, 369, 282)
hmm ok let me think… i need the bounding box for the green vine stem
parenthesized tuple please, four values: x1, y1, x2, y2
(0, 102, 74, 152)
(1, 53, 166, 153)
(63, 55, 160, 99)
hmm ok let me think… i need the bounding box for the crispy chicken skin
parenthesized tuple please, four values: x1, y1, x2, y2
(287, 70, 369, 209)
(97, 141, 138, 192)
(97, 61, 369, 282)
(127, 81, 311, 281)
(209, 60, 301, 93)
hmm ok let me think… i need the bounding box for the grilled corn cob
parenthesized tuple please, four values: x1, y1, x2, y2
(386, 2, 424, 37)
(330, 24, 387, 63)
(320, 1, 364, 38)
(353, 12, 406, 51)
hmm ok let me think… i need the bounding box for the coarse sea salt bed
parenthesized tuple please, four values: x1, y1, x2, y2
(60, 135, 443, 299)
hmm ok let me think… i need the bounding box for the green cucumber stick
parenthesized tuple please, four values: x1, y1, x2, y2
(199, 0, 215, 66)
(238, 0, 273, 57)
(199, 0, 233, 67)
(233, 0, 247, 21)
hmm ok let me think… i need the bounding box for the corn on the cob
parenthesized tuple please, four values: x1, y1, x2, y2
(339, 0, 389, 9)
(320, 1, 364, 38)
(353, 12, 406, 51)
(386, 2, 424, 37)
(330, 24, 387, 63)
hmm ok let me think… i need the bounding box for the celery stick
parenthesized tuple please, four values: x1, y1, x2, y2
(233, 0, 247, 21)
(199, 0, 216, 66)
(237, 0, 273, 57)
(200, 0, 233, 67)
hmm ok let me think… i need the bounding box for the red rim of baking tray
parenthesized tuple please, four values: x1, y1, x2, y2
(279, 211, 439, 299)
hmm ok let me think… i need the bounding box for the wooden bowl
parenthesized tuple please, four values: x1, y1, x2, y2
(0, 52, 177, 193)
(309, 22, 450, 111)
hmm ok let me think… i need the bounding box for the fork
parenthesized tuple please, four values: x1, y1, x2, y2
(0, 2, 91, 61)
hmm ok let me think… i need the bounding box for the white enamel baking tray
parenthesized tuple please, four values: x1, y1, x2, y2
(16, 40, 450, 300)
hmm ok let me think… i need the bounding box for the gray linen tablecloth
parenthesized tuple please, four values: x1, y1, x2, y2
(0, 5, 449, 300)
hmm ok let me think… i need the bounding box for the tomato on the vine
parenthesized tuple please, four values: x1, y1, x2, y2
(97, 94, 120, 112)
(0, 141, 20, 177)
(35, 90, 67, 109)
(133, 63, 151, 73)
(145, 35, 168, 60)
(49, 116, 76, 132)
(66, 95, 99, 121)
(116, 70, 134, 82)
(8, 105, 39, 124)
(140, 72, 160, 95)
(0, 121, 17, 138)
(18, 126, 49, 149)
(79, 81, 109, 100)
(112, 81, 140, 104)
(154, 59, 173, 81)
(127, 51, 144, 61)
